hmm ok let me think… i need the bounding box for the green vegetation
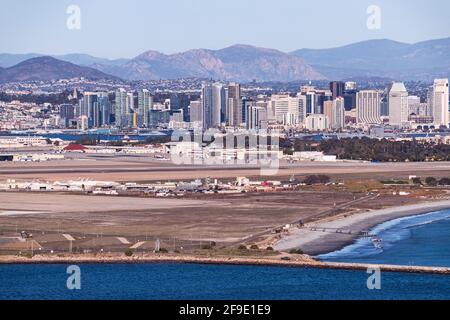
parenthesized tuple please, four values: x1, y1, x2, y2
(124, 249, 133, 257)
(285, 137, 450, 162)
(381, 176, 450, 187)
(320, 138, 450, 162)
(237, 245, 247, 250)
(249, 244, 259, 250)
(425, 177, 438, 186)
(288, 249, 304, 255)
(302, 175, 331, 185)
(381, 180, 410, 185)
(438, 178, 450, 186)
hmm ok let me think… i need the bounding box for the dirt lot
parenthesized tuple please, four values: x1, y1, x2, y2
(0, 190, 419, 247)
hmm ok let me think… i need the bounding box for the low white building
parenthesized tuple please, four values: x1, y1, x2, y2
(305, 114, 328, 131)
(293, 151, 337, 162)
(0, 136, 49, 148)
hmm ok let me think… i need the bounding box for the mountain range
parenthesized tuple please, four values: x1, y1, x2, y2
(0, 56, 119, 83)
(291, 37, 450, 81)
(0, 37, 449, 83)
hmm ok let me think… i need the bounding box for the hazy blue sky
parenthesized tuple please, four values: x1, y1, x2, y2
(1, 0, 449, 58)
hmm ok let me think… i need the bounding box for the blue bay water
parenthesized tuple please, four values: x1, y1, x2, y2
(318, 210, 450, 267)
(1, 210, 450, 300)
(0, 263, 449, 300)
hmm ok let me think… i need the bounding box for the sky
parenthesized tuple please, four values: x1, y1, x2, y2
(1, 0, 449, 59)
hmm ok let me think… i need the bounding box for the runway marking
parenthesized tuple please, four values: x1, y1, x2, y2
(62, 234, 76, 241)
(117, 237, 131, 244)
(130, 241, 146, 249)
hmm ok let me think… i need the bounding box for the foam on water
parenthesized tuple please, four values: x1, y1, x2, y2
(318, 209, 450, 267)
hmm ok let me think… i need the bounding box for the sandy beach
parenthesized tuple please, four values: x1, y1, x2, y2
(274, 200, 450, 255)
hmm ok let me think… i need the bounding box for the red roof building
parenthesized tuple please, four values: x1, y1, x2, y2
(63, 144, 88, 152)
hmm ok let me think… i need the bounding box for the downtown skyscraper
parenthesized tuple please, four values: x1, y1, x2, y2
(137, 89, 152, 127)
(202, 82, 226, 129)
(356, 90, 382, 124)
(227, 83, 241, 126)
(430, 79, 449, 128)
(115, 88, 129, 128)
(388, 82, 409, 127)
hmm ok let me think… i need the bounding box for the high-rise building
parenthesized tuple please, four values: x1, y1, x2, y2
(212, 83, 226, 126)
(189, 100, 203, 125)
(356, 90, 382, 124)
(241, 97, 253, 125)
(247, 105, 268, 130)
(196, 83, 225, 129)
(202, 83, 214, 129)
(388, 82, 409, 127)
(137, 89, 152, 127)
(343, 89, 358, 111)
(329, 81, 345, 100)
(431, 79, 449, 127)
(115, 88, 129, 128)
(298, 94, 306, 124)
(97, 93, 111, 127)
(270, 95, 301, 125)
(323, 101, 333, 130)
(306, 92, 318, 115)
(79, 92, 98, 128)
(332, 97, 345, 130)
(227, 83, 241, 126)
(59, 104, 76, 128)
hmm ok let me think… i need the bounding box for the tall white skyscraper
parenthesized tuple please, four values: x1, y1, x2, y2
(115, 88, 129, 128)
(388, 82, 409, 127)
(431, 79, 449, 127)
(332, 97, 345, 130)
(356, 90, 382, 124)
(138, 89, 152, 127)
(211, 83, 226, 127)
(200, 82, 225, 128)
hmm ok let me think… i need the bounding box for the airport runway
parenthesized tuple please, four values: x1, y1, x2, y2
(1, 159, 450, 182)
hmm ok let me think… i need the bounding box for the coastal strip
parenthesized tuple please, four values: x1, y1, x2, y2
(0, 254, 449, 275)
(274, 200, 450, 255)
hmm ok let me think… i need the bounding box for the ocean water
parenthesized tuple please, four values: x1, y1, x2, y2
(318, 210, 450, 267)
(0, 263, 449, 300)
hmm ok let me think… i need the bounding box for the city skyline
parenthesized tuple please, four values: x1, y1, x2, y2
(1, 0, 449, 59)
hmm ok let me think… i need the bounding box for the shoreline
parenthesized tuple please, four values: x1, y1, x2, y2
(0, 253, 450, 275)
(274, 200, 450, 256)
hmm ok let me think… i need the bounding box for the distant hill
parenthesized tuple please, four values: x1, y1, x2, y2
(54, 54, 129, 68)
(290, 37, 450, 80)
(0, 53, 42, 68)
(0, 56, 119, 83)
(89, 44, 324, 81)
